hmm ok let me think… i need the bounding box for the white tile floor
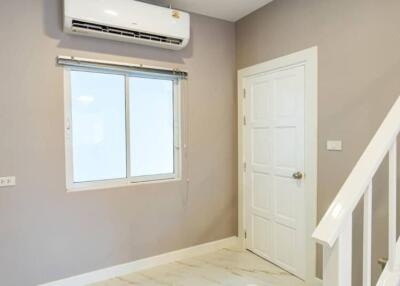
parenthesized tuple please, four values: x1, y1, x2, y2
(91, 247, 305, 286)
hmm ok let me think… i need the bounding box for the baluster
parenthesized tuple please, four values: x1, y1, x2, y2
(388, 141, 397, 271)
(323, 217, 353, 286)
(363, 183, 372, 286)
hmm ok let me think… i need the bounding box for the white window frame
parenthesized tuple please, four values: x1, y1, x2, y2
(64, 66, 182, 192)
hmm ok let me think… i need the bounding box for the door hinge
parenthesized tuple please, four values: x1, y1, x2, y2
(243, 89, 246, 99)
(244, 230, 247, 239)
(243, 116, 247, 125)
(243, 162, 247, 172)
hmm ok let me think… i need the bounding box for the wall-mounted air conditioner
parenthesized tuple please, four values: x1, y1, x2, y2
(64, 0, 190, 50)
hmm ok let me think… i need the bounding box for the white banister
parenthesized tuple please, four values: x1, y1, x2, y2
(388, 142, 397, 271)
(313, 96, 400, 286)
(363, 183, 372, 286)
(313, 97, 400, 247)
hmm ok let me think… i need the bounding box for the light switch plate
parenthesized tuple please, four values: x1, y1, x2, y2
(0, 176, 16, 187)
(327, 140, 343, 151)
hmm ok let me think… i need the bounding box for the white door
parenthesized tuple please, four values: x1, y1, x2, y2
(244, 65, 306, 279)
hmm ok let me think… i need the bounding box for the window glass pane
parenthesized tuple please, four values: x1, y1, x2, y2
(130, 77, 174, 177)
(70, 71, 126, 182)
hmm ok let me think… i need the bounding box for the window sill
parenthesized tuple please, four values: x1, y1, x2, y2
(66, 177, 182, 193)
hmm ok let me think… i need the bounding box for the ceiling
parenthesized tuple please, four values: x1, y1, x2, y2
(140, 0, 275, 22)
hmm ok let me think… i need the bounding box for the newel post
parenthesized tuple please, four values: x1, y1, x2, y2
(323, 217, 352, 286)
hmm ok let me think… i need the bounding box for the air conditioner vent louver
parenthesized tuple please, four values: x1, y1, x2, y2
(71, 20, 183, 46)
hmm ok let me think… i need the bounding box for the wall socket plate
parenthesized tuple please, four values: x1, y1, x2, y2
(327, 140, 343, 151)
(0, 176, 16, 187)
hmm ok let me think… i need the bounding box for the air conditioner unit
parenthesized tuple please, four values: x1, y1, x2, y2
(64, 0, 190, 50)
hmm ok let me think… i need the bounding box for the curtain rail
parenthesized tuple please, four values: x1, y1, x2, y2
(57, 56, 188, 78)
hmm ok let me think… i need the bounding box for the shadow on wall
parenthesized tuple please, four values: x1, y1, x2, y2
(41, 0, 194, 64)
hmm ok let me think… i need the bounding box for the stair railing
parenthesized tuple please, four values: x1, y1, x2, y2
(313, 96, 400, 286)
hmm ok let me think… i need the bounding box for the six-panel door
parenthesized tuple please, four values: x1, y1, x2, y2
(244, 65, 306, 279)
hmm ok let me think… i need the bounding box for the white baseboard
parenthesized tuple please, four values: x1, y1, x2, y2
(39, 236, 239, 286)
(311, 277, 323, 286)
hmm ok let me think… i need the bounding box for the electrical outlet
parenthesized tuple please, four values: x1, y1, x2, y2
(0, 176, 16, 187)
(327, 140, 343, 151)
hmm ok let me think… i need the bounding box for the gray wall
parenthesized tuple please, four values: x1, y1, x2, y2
(0, 1, 236, 285)
(236, 0, 400, 284)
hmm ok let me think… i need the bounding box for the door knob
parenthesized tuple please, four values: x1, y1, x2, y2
(292, 172, 303, 180)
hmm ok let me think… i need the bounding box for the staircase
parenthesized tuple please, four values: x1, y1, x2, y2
(313, 97, 400, 286)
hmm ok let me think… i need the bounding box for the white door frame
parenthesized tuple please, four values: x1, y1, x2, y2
(238, 47, 319, 285)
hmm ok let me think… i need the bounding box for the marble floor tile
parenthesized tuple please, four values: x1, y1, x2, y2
(90, 247, 305, 286)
